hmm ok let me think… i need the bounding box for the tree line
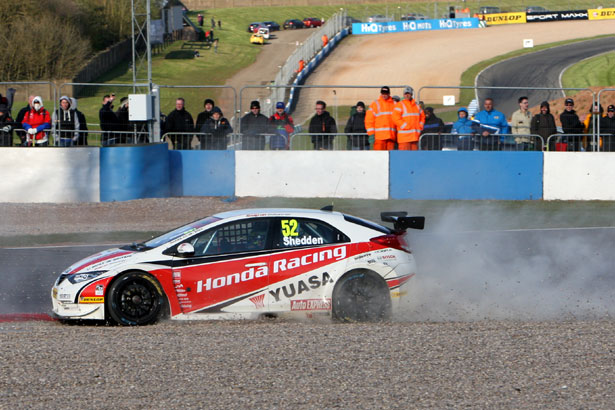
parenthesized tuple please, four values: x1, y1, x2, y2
(0, 0, 160, 81)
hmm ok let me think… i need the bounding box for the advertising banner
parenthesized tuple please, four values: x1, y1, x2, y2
(480, 12, 526, 25)
(588, 8, 615, 20)
(526, 10, 588, 22)
(352, 18, 479, 35)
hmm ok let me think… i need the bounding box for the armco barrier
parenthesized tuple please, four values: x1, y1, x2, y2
(100, 143, 170, 202)
(0, 147, 99, 203)
(169, 150, 235, 197)
(235, 151, 388, 199)
(389, 151, 543, 200)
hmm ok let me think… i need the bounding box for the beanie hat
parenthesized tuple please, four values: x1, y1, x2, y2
(250, 100, 260, 109)
(204, 98, 215, 107)
(212, 106, 222, 115)
(540, 101, 550, 108)
(356, 101, 365, 109)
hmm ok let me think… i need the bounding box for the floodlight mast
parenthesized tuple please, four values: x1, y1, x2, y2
(132, 0, 161, 141)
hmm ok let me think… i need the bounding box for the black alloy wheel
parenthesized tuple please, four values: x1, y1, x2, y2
(332, 271, 392, 322)
(106, 272, 165, 325)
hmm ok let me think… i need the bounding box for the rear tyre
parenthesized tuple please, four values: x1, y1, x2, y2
(332, 270, 391, 322)
(106, 272, 165, 326)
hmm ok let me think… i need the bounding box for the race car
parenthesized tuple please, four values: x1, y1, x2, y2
(51, 208, 424, 325)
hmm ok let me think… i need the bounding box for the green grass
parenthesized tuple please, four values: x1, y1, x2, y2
(561, 51, 615, 93)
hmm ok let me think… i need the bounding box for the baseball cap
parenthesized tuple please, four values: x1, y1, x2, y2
(276, 102, 285, 109)
(403, 86, 413, 95)
(608, 105, 615, 112)
(380, 86, 390, 94)
(565, 98, 574, 105)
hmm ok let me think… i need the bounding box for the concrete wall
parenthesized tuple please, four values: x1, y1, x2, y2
(235, 151, 388, 199)
(544, 152, 615, 200)
(0, 148, 100, 203)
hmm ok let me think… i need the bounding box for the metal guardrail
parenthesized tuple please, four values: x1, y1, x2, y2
(419, 133, 545, 151)
(545, 133, 615, 152)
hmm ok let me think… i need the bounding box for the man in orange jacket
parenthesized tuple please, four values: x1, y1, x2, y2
(393, 86, 425, 150)
(365, 86, 397, 150)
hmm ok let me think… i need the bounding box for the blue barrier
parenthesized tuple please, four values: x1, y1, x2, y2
(389, 151, 543, 200)
(100, 143, 170, 202)
(169, 150, 235, 197)
(352, 18, 480, 35)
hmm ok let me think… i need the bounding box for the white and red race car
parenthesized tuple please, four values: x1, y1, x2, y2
(51, 208, 424, 325)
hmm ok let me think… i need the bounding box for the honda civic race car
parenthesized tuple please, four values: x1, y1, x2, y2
(51, 208, 424, 325)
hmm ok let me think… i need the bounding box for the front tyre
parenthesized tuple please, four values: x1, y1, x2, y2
(332, 271, 391, 322)
(106, 272, 165, 325)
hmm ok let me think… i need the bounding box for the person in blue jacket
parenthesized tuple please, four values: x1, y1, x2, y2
(451, 107, 478, 150)
(472, 98, 510, 150)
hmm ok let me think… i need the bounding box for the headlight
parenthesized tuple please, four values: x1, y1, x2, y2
(67, 271, 106, 284)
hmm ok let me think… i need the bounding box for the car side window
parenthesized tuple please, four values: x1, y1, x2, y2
(189, 219, 271, 257)
(274, 218, 349, 249)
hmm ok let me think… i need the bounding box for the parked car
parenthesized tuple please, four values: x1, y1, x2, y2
(250, 33, 265, 44)
(262, 21, 280, 31)
(283, 19, 305, 29)
(367, 15, 393, 23)
(257, 27, 270, 40)
(51, 208, 424, 325)
(526, 6, 548, 13)
(247, 22, 264, 32)
(479, 6, 501, 14)
(303, 17, 323, 28)
(401, 13, 428, 20)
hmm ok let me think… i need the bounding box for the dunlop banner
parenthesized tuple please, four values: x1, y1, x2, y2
(588, 8, 615, 20)
(480, 12, 526, 25)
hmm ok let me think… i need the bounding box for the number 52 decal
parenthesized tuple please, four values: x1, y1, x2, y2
(281, 219, 298, 237)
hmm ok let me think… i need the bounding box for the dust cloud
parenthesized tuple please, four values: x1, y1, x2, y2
(399, 208, 615, 322)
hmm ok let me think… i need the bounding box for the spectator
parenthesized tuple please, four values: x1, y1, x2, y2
(472, 97, 510, 150)
(200, 106, 232, 150)
(116, 97, 131, 144)
(365, 86, 396, 151)
(420, 107, 445, 150)
(344, 101, 369, 150)
(52, 96, 80, 147)
(309, 100, 337, 150)
(0, 103, 16, 146)
(166, 97, 195, 150)
(196, 98, 215, 131)
(560, 98, 584, 151)
(240, 100, 269, 150)
(15, 95, 35, 146)
(530, 101, 556, 151)
(600, 105, 615, 151)
(211, 17, 216, 29)
(392, 95, 400, 103)
(70, 98, 89, 146)
(99, 94, 120, 146)
(218, 20, 221, 29)
(269, 101, 294, 150)
(451, 107, 478, 150)
(510, 96, 532, 150)
(392, 86, 424, 151)
(583, 102, 604, 151)
(213, 39, 218, 54)
(22, 96, 51, 146)
(197, 13, 203, 26)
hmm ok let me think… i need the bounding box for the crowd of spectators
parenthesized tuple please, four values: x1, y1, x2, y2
(1, 88, 614, 152)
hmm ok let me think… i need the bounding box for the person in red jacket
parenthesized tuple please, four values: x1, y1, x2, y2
(365, 86, 397, 150)
(21, 96, 51, 146)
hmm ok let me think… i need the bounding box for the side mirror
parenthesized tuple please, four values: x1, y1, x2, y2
(177, 242, 195, 256)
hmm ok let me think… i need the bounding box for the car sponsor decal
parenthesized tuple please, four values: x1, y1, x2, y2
(386, 274, 415, 290)
(249, 294, 265, 309)
(269, 272, 333, 302)
(77, 277, 114, 304)
(290, 298, 331, 311)
(79, 296, 104, 303)
(67, 249, 133, 274)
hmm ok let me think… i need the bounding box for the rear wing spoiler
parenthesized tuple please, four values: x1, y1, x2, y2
(381, 212, 425, 231)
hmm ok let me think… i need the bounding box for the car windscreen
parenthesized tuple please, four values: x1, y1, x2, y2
(143, 216, 221, 249)
(343, 214, 391, 235)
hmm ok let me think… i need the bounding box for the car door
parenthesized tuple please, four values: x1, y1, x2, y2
(170, 218, 273, 314)
(267, 217, 350, 312)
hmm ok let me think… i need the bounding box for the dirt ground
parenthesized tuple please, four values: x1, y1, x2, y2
(288, 20, 615, 123)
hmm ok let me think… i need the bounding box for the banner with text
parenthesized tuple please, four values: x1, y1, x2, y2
(588, 8, 615, 20)
(479, 12, 526, 25)
(352, 18, 480, 35)
(526, 10, 588, 22)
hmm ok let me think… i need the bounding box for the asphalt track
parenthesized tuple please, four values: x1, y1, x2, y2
(476, 36, 615, 115)
(2, 227, 614, 321)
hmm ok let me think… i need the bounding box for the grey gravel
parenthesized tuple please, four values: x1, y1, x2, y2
(0, 320, 613, 409)
(1, 199, 614, 409)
